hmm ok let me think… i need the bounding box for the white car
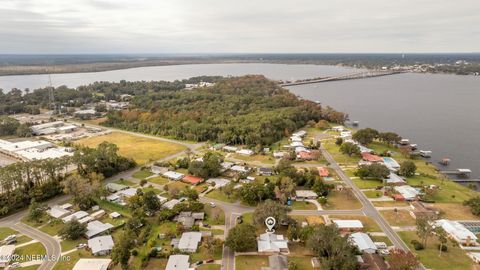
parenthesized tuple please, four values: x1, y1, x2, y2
(209, 202, 216, 208)
(9, 262, 20, 269)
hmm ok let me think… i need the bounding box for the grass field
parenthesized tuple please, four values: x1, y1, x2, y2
(14, 242, 46, 262)
(353, 178, 383, 189)
(370, 235, 392, 246)
(236, 255, 269, 270)
(39, 221, 64, 236)
(230, 153, 275, 164)
(0, 227, 17, 239)
(407, 175, 477, 203)
(77, 132, 186, 165)
(291, 201, 317, 210)
(148, 176, 170, 185)
(289, 256, 314, 270)
(204, 205, 225, 225)
(380, 210, 416, 227)
(60, 238, 86, 252)
(323, 190, 362, 210)
(191, 245, 223, 262)
(323, 141, 360, 165)
(132, 169, 154, 179)
(398, 231, 473, 270)
(435, 203, 480, 220)
(372, 201, 409, 207)
(52, 249, 96, 270)
(205, 189, 237, 203)
(197, 264, 221, 270)
(330, 215, 381, 232)
(363, 190, 383, 198)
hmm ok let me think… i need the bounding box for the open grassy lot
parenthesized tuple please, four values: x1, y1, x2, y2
(39, 221, 64, 236)
(289, 256, 314, 270)
(76, 131, 186, 165)
(114, 179, 138, 186)
(230, 153, 275, 164)
(363, 190, 383, 198)
(204, 205, 225, 225)
(407, 176, 477, 203)
(236, 255, 269, 270)
(323, 140, 359, 165)
(372, 201, 409, 207)
(132, 169, 154, 179)
(205, 189, 237, 203)
(370, 235, 392, 246)
(291, 201, 317, 210)
(165, 181, 190, 192)
(144, 258, 168, 270)
(330, 215, 381, 232)
(191, 245, 223, 262)
(197, 264, 221, 270)
(95, 199, 131, 218)
(14, 242, 46, 262)
(353, 178, 383, 189)
(323, 190, 362, 210)
(0, 227, 17, 239)
(380, 210, 416, 227)
(398, 231, 473, 270)
(148, 176, 170, 185)
(52, 249, 96, 270)
(435, 203, 480, 220)
(60, 238, 86, 252)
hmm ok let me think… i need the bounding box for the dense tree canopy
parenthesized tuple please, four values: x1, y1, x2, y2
(356, 163, 390, 179)
(103, 76, 346, 146)
(225, 223, 257, 252)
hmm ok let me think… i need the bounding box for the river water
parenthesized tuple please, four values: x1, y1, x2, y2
(0, 63, 478, 178)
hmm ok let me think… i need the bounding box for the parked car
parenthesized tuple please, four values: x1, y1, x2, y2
(76, 243, 87, 249)
(209, 202, 216, 208)
(9, 262, 20, 269)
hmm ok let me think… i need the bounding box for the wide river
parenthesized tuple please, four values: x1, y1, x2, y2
(0, 63, 478, 179)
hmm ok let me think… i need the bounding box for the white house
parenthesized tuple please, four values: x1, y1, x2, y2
(85, 221, 114, 239)
(62, 211, 89, 223)
(163, 171, 184, 181)
(394, 185, 420, 201)
(72, 259, 112, 270)
(333, 220, 364, 232)
(295, 190, 318, 200)
(166, 255, 190, 270)
(222, 146, 238, 152)
(236, 149, 254, 156)
(178, 232, 202, 253)
(88, 235, 114, 256)
(47, 205, 71, 219)
(163, 199, 181, 210)
(231, 165, 250, 174)
(349, 232, 377, 254)
(257, 233, 289, 253)
(436, 219, 478, 246)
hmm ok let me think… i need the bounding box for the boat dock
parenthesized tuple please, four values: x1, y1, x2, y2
(440, 169, 472, 178)
(451, 179, 480, 183)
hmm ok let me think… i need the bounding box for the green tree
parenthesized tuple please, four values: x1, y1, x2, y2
(306, 225, 357, 270)
(112, 230, 135, 270)
(379, 132, 401, 145)
(435, 227, 448, 257)
(225, 224, 257, 252)
(387, 248, 420, 270)
(416, 215, 437, 247)
(339, 142, 360, 156)
(27, 199, 45, 223)
(59, 218, 87, 240)
(356, 163, 390, 179)
(352, 128, 379, 145)
(464, 197, 480, 216)
(253, 200, 291, 228)
(398, 161, 417, 177)
(143, 190, 161, 214)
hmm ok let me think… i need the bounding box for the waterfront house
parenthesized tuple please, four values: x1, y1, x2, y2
(384, 173, 406, 186)
(361, 152, 383, 163)
(393, 185, 420, 201)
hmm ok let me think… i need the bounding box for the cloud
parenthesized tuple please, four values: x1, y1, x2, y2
(0, 0, 479, 53)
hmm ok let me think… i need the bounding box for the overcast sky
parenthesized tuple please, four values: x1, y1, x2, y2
(1, 0, 479, 54)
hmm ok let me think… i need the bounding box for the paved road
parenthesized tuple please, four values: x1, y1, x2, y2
(0, 195, 69, 270)
(320, 145, 410, 250)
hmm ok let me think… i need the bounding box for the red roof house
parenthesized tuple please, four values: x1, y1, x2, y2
(182, 175, 204, 185)
(297, 151, 315, 160)
(361, 152, 383, 163)
(317, 167, 330, 177)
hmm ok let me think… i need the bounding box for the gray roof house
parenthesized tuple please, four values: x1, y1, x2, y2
(165, 254, 190, 270)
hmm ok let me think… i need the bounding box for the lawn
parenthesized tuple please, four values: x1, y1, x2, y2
(190, 245, 223, 262)
(95, 199, 131, 218)
(132, 169, 154, 179)
(323, 190, 362, 210)
(14, 242, 46, 262)
(289, 256, 314, 270)
(323, 141, 359, 165)
(398, 231, 473, 270)
(148, 176, 170, 185)
(235, 255, 269, 270)
(380, 210, 416, 227)
(291, 201, 317, 210)
(363, 190, 383, 198)
(330, 215, 381, 232)
(39, 221, 64, 236)
(353, 178, 383, 189)
(197, 264, 221, 270)
(230, 153, 275, 164)
(407, 175, 477, 203)
(0, 227, 17, 239)
(165, 181, 190, 192)
(241, 212, 253, 225)
(370, 235, 392, 246)
(52, 249, 96, 270)
(372, 201, 409, 207)
(76, 131, 186, 165)
(144, 258, 168, 270)
(114, 179, 138, 186)
(60, 238, 87, 252)
(435, 203, 480, 220)
(204, 205, 225, 225)
(205, 189, 237, 203)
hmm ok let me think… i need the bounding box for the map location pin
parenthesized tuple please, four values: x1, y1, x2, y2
(265, 217, 276, 233)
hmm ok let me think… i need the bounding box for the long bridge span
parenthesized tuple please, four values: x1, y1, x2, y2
(280, 70, 405, 87)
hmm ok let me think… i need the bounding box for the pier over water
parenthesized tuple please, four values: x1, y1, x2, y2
(280, 70, 404, 86)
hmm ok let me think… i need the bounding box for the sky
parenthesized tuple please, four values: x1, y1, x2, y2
(1, 0, 480, 54)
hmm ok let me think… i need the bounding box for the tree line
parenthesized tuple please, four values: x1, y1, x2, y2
(103, 75, 346, 147)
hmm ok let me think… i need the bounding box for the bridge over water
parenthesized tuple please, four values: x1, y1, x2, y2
(279, 70, 405, 87)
